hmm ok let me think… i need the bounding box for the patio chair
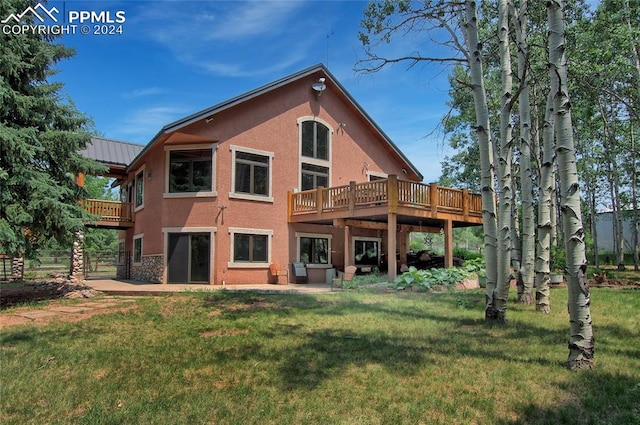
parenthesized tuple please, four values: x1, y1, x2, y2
(291, 262, 308, 284)
(332, 265, 357, 291)
(269, 264, 289, 285)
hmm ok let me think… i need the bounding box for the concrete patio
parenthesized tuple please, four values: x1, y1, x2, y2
(85, 277, 335, 296)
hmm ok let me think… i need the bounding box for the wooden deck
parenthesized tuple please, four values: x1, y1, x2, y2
(84, 199, 134, 229)
(288, 175, 483, 226)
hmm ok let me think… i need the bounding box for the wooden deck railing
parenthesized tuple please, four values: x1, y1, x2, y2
(289, 176, 482, 222)
(84, 199, 134, 224)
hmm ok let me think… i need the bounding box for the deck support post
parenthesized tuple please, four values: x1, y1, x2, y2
(343, 225, 352, 269)
(443, 219, 453, 268)
(388, 212, 397, 282)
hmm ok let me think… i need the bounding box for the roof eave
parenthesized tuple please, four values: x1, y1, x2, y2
(127, 64, 423, 181)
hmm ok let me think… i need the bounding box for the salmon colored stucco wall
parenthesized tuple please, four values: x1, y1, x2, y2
(119, 71, 419, 284)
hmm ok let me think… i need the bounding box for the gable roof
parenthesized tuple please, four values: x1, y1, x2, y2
(127, 64, 423, 180)
(81, 137, 145, 169)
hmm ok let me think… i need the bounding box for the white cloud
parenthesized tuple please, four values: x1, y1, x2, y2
(202, 1, 304, 41)
(121, 87, 167, 99)
(130, 0, 326, 78)
(111, 105, 191, 143)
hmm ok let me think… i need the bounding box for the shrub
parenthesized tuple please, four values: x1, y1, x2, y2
(462, 257, 485, 274)
(393, 266, 470, 290)
(453, 247, 483, 260)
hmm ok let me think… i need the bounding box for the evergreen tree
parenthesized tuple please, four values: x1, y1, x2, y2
(0, 0, 104, 259)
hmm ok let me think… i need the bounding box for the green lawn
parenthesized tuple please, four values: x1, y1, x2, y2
(1, 288, 639, 424)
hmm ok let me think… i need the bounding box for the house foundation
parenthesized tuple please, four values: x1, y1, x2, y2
(131, 255, 164, 283)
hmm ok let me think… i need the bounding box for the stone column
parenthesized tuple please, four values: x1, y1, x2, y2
(69, 231, 84, 283)
(11, 256, 24, 280)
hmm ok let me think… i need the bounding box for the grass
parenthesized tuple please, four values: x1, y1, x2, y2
(1, 288, 639, 424)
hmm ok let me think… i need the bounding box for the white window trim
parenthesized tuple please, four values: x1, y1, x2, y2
(162, 227, 217, 284)
(134, 165, 145, 212)
(164, 143, 218, 198)
(229, 145, 274, 203)
(352, 236, 382, 266)
(133, 233, 144, 265)
(367, 171, 388, 181)
(228, 227, 273, 268)
(297, 117, 332, 190)
(296, 232, 332, 269)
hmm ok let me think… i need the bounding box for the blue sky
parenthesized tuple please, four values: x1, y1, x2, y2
(50, 0, 460, 182)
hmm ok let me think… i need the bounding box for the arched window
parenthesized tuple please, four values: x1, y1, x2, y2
(301, 121, 329, 160)
(298, 119, 332, 191)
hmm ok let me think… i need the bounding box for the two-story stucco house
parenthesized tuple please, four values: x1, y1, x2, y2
(82, 64, 482, 285)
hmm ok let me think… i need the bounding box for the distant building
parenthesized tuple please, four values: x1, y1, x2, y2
(595, 211, 638, 252)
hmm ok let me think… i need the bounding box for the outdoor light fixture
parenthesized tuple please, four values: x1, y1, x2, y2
(311, 77, 326, 99)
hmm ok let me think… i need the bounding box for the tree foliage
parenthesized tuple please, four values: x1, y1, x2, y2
(357, 0, 603, 367)
(0, 0, 104, 259)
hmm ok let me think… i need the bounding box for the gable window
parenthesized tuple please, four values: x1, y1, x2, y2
(165, 144, 216, 197)
(134, 169, 144, 209)
(301, 163, 329, 191)
(133, 234, 143, 264)
(298, 118, 332, 191)
(296, 232, 332, 267)
(368, 172, 387, 181)
(230, 146, 274, 202)
(228, 227, 272, 268)
(301, 121, 329, 160)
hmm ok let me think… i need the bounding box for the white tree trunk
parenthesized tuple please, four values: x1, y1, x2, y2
(535, 84, 555, 314)
(548, 0, 594, 369)
(494, 0, 514, 321)
(462, 1, 499, 319)
(512, 0, 535, 304)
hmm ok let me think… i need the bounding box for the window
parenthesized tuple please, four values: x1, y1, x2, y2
(298, 118, 332, 191)
(169, 149, 212, 193)
(134, 169, 144, 209)
(368, 172, 387, 181)
(296, 232, 332, 267)
(230, 146, 273, 201)
(301, 163, 329, 191)
(228, 228, 272, 268)
(354, 238, 380, 266)
(133, 235, 143, 264)
(301, 121, 329, 160)
(233, 234, 268, 262)
(300, 237, 329, 264)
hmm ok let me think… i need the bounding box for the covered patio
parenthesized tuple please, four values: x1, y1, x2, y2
(288, 175, 483, 281)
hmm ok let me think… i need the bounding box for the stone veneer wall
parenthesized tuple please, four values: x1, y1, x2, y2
(11, 257, 24, 279)
(68, 232, 84, 283)
(131, 255, 164, 283)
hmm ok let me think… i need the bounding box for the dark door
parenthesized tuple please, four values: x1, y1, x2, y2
(167, 233, 210, 283)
